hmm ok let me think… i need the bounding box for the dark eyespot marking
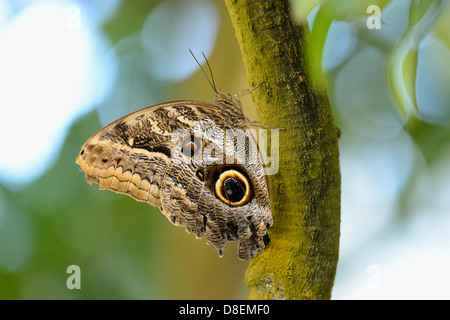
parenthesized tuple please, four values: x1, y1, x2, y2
(214, 168, 252, 207)
(222, 177, 245, 203)
(182, 135, 201, 158)
(196, 168, 205, 181)
(102, 157, 108, 163)
(80, 149, 85, 156)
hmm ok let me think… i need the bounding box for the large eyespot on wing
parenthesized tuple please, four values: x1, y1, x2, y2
(214, 169, 252, 207)
(180, 134, 203, 158)
(202, 165, 271, 260)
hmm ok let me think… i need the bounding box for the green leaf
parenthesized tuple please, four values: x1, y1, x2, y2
(290, 0, 326, 22)
(402, 48, 419, 112)
(387, 0, 445, 119)
(323, 0, 391, 22)
(387, 40, 419, 117)
(408, 0, 443, 27)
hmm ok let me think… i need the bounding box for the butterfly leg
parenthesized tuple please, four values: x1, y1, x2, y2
(249, 122, 286, 131)
(234, 81, 265, 107)
(235, 81, 286, 131)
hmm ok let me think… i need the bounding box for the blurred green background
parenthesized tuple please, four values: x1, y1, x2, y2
(0, 0, 449, 299)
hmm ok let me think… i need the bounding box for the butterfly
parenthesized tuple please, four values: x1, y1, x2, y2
(75, 51, 273, 260)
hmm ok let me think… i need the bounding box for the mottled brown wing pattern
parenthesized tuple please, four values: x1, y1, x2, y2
(76, 97, 272, 260)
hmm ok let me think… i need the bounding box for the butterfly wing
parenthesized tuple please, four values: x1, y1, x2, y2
(76, 100, 272, 260)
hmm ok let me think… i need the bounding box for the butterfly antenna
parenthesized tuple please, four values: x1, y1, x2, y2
(189, 49, 217, 94)
(201, 51, 217, 94)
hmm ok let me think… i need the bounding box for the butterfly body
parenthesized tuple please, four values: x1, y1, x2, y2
(76, 91, 272, 260)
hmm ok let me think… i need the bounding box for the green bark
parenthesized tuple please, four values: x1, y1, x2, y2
(224, 0, 341, 299)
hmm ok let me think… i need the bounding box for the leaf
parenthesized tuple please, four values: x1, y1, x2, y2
(386, 33, 415, 116)
(408, 0, 443, 28)
(309, 5, 333, 87)
(402, 48, 419, 112)
(386, 0, 445, 119)
(323, 0, 391, 22)
(291, 0, 326, 22)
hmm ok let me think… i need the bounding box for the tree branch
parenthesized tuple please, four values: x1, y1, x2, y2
(224, 0, 341, 299)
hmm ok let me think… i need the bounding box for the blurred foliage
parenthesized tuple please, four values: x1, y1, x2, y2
(0, 0, 249, 300)
(0, 0, 449, 299)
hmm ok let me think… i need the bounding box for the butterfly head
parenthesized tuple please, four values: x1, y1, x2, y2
(214, 88, 244, 118)
(214, 88, 233, 103)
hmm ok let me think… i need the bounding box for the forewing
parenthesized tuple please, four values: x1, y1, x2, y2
(76, 101, 220, 207)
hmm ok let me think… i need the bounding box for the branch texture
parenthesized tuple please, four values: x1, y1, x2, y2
(224, 0, 341, 299)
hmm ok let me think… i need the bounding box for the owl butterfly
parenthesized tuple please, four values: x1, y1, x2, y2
(76, 52, 272, 260)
